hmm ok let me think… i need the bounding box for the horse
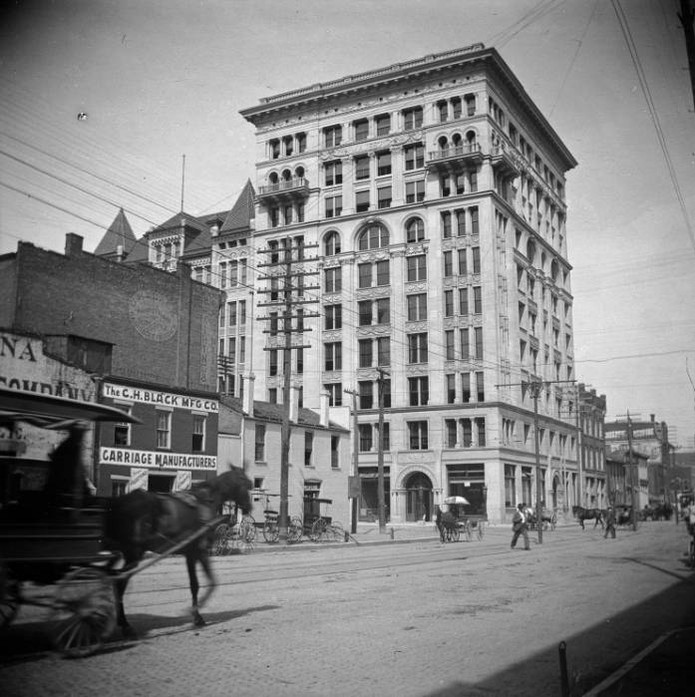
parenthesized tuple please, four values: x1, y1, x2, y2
(572, 505, 604, 530)
(435, 509, 459, 542)
(103, 466, 252, 638)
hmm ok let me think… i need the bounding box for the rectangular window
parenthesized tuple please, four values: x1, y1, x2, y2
(156, 410, 171, 449)
(473, 286, 482, 314)
(446, 373, 456, 403)
(375, 113, 391, 136)
(405, 180, 425, 203)
(472, 246, 481, 273)
(325, 304, 342, 330)
(462, 372, 471, 403)
(406, 254, 427, 281)
(460, 329, 470, 360)
(192, 414, 206, 452)
(358, 262, 372, 289)
(304, 431, 314, 467)
(407, 293, 427, 321)
(359, 381, 374, 409)
(114, 407, 132, 446)
(324, 125, 342, 147)
(445, 330, 455, 360)
(358, 300, 372, 326)
(359, 339, 373, 368)
(376, 297, 390, 324)
(459, 287, 469, 316)
(325, 195, 343, 218)
(325, 342, 342, 371)
(444, 251, 453, 277)
(228, 301, 237, 327)
(377, 337, 390, 366)
(325, 267, 342, 293)
(376, 151, 392, 176)
(441, 211, 452, 238)
(408, 376, 429, 406)
(456, 209, 466, 236)
(269, 348, 278, 376)
(359, 424, 373, 452)
(474, 326, 483, 359)
(376, 260, 390, 286)
(239, 299, 247, 325)
(445, 419, 457, 448)
(505, 464, 516, 507)
(325, 160, 342, 186)
(377, 185, 392, 209)
(403, 106, 423, 130)
(327, 383, 343, 407)
(476, 371, 485, 402)
(444, 290, 454, 317)
(462, 418, 473, 447)
(355, 155, 370, 180)
(356, 190, 370, 212)
(354, 118, 369, 141)
(255, 424, 266, 461)
(408, 421, 428, 450)
(331, 435, 339, 469)
(404, 142, 424, 170)
(408, 333, 428, 363)
(471, 207, 479, 235)
(458, 249, 467, 275)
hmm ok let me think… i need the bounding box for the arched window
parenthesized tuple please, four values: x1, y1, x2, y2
(405, 218, 425, 243)
(295, 166, 305, 179)
(281, 169, 292, 181)
(324, 231, 341, 256)
(358, 222, 389, 251)
(466, 130, 477, 147)
(438, 135, 448, 152)
(268, 172, 279, 185)
(451, 133, 462, 148)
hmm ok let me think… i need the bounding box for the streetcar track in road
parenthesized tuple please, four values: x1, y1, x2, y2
(120, 534, 604, 610)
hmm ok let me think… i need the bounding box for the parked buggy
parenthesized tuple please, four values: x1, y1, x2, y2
(436, 496, 486, 542)
(303, 497, 345, 542)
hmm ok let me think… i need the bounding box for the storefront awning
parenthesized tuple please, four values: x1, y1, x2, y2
(0, 388, 141, 428)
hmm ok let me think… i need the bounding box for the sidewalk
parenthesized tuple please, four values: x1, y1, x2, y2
(583, 626, 695, 695)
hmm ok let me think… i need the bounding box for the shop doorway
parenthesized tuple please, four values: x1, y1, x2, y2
(148, 473, 174, 493)
(404, 471, 433, 522)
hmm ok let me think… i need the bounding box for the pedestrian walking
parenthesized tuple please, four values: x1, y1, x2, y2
(510, 502, 530, 550)
(604, 505, 616, 539)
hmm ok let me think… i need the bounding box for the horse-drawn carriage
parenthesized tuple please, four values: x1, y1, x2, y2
(525, 506, 557, 532)
(0, 388, 252, 657)
(435, 497, 485, 543)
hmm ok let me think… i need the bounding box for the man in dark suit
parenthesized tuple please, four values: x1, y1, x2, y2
(511, 502, 530, 550)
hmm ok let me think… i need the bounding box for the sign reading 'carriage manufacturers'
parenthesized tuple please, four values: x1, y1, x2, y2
(102, 382, 218, 413)
(100, 447, 217, 470)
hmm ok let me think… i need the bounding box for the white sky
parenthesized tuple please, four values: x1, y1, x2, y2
(1, 0, 694, 447)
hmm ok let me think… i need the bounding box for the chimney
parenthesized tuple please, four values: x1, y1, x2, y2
(243, 373, 255, 416)
(65, 233, 83, 256)
(289, 382, 300, 424)
(116, 244, 124, 262)
(320, 390, 330, 428)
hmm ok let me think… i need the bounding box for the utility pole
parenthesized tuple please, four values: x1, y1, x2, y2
(344, 387, 359, 534)
(497, 378, 576, 545)
(376, 367, 389, 534)
(626, 411, 638, 531)
(678, 0, 695, 110)
(257, 237, 319, 540)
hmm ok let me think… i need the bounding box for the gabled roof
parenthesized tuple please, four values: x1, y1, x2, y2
(220, 180, 255, 234)
(94, 208, 137, 257)
(151, 211, 209, 236)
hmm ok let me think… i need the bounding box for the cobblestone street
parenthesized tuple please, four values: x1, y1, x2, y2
(2, 521, 694, 696)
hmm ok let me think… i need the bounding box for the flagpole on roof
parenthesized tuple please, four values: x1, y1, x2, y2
(180, 154, 186, 211)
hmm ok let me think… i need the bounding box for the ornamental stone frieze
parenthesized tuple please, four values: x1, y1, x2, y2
(355, 249, 390, 264)
(404, 364, 429, 376)
(405, 242, 429, 255)
(404, 320, 428, 333)
(355, 286, 390, 301)
(395, 459, 437, 484)
(403, 281, 428, 293)
(356, 325, 390, 337)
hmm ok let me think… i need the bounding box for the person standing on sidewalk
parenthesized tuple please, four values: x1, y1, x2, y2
(510, 503, 530, 550)
(604, 505, 617, 539)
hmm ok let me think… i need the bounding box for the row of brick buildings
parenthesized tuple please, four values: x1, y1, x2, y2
(1, 43, 684, 526)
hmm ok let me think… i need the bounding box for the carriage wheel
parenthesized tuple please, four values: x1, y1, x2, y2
(329, 522, 345, 542)
(310, 517, 328, 542)
(263, 518, 280, 543)
(288, 516, 303, 543)
(239, 515, 257, 546)
(212, 523, 230, 555)
(450, 526, 461, 542)
(476, 522, 485, 541)
(0, 562, 20, 629)
(462, 523, 472, 542)
(51, 567, 116, 658)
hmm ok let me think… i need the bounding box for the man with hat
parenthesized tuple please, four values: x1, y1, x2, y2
(510, 502, 530, 550)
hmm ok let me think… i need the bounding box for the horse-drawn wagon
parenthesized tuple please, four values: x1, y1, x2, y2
(435, 496, 486, 542)
(0, 388, 252, 657)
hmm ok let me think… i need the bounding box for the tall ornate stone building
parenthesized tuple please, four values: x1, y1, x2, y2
(235, 44, 580, 524)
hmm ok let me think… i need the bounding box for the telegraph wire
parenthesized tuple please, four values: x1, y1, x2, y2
(612, 0, 695, 255)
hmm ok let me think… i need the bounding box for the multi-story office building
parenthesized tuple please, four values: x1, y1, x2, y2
(240, 43, 580, 525)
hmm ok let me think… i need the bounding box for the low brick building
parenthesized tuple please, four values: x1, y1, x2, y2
(0, 234, 222, 495)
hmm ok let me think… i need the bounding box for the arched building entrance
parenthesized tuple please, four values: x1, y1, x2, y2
(404, 471, 433, 522)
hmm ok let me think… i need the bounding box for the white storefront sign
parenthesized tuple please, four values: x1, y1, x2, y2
(103, 382, 218, 413)
(100, 446, 217, 471)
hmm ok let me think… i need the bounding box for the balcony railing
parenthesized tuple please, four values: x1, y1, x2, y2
(427, 143, 483, 168)
(258, 177, 310, 199)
